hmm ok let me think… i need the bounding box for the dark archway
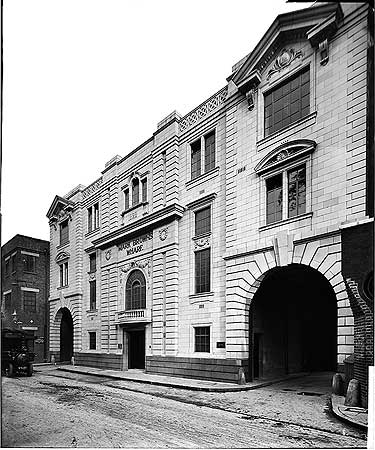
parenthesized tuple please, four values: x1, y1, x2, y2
(60, 308, 73, 362)
(250, 264, 337, 380)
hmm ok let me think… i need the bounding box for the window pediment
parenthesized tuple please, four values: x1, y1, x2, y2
(55, 251, 70, 263)
(254, 139, 316, 175)
(231, 3, 342, 93)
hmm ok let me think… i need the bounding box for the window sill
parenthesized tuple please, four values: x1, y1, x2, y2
(259, 211, 313, 232)
(86, 309, 98, 315)
(192, 232, 211, 240)
(57, 285, 69, 290)
(186, 167, 219, 190)
(189, 292, 214, 303)
(121, 201, 149, 216)
(85, 228, 100, 238)
(57, 242, 70, 250)
(23, 271, 36, 274)
(257, 111, 317, 151)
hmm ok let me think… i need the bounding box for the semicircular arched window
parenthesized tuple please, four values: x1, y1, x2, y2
(125, 269, 146, 310)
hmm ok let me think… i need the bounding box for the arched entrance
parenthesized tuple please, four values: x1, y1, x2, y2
(250, 264, 336, 380)
(59, 308, 73, 362)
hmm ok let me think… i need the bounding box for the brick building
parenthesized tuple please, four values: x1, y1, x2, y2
(47, 3, 373, 405)
(1, 235, 50, 363)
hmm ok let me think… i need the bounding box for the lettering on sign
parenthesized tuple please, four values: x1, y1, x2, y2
(118, 232, 153, 256)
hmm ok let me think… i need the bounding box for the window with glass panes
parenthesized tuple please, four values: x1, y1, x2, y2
(60, 220, 69, 245)
(132, 178, 140, 206)
(266, 174, 283, 224)
(125, 270, 146, 310)
(195, 248, 210, 293)
(204, 131, 215, 172)
(22, 254, 36, 273)
(89, 332, 96, 350)
(264, 67, 310, 137)
(89, 253, 96, 272)
(266, 164, 306, 224)
(124, 188, 130, 210)
(23, 291, 36, 312)
(195, 207, 211, 236)
(195, 326, 210, 352)
(94, 203, 99, 229)
(59, 262, 68, 287)
(5, 259, 9, 276)
(288, 165, 306, 217)
(141, 178, 147, 203)
(191, 140, 201, 180)
(89, 280, 96, 310)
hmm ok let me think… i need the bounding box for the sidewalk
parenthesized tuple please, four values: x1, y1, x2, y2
(331, 394, 368, 430)
(49, 364, 309, 392)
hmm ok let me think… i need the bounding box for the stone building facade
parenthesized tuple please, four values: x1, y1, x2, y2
(1, 235, 50, 363)
(47, 3, 373, 404)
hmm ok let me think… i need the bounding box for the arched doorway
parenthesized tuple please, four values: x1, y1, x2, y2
(250, 264, 336, 380)
(59, 308, 73, 362)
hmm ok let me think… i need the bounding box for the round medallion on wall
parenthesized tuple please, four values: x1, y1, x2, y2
(159, 228, 168, 241)
(105, 250, 112, 261)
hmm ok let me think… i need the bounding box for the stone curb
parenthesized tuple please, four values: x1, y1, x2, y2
(331, 394, 368, 430)
(55, 366, 308, 393)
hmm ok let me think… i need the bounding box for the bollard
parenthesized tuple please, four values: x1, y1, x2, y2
(332, 373, 344, 395)
(344, 379, 360, 406)
(51, 355, 56, 365)
(71, 356, 75, 366)
(238, 367, 246, 385)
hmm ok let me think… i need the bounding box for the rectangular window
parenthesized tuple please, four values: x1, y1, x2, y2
(94, 203, 99, 229)
(204, 131, 215, 173)
(132, 179, 140, 207)
(22, 254, 36, 273)
(195, 206, 211, 236)
(60, 220, 69, 246)
(288, 165, 306, 218)
(195, 248, 210, 294)
(89, 332, 96, 350)
(124, 188, 130, 211)
(23, 291, 36, 313)
(59, 262, 68, 287)
(141, 178, 147, 203)
(88, 203, 99, 232)
(89, 280, 96, 310)
(264, 67, 310, 137)
(266, 174, 283, 224)
(4, 292, 11, 309)
(11, 254, 16, 273)
(88, 206, 93, 232)
(89, 253, 96, 272)
(191, 140, 201, 180)
(195, 326, 210, 353)
(5, 259, 9, 276)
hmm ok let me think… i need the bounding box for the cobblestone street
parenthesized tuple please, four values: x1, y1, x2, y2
(2, 369, 367, 448)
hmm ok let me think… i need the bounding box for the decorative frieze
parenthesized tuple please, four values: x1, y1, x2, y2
(267, 48, 304, 80)
(193, 236, 211, 250)
(179, 88, 227, 132)
(83, 177, 103, 199)
(119, 258, 151, 278)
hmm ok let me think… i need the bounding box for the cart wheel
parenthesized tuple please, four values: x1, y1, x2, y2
(26, 363, 33, 377)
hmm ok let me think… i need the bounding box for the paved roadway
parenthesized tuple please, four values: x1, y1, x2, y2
(2, 369, 367, 448)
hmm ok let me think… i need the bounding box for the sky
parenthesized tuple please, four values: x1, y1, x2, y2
(1, 0, 313, 245)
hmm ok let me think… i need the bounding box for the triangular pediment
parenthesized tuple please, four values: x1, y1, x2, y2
(232, 3, 343, 93)
(46, 195, 75, 219)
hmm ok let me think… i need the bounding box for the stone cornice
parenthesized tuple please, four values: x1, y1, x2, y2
(92, 203, 184, 249)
